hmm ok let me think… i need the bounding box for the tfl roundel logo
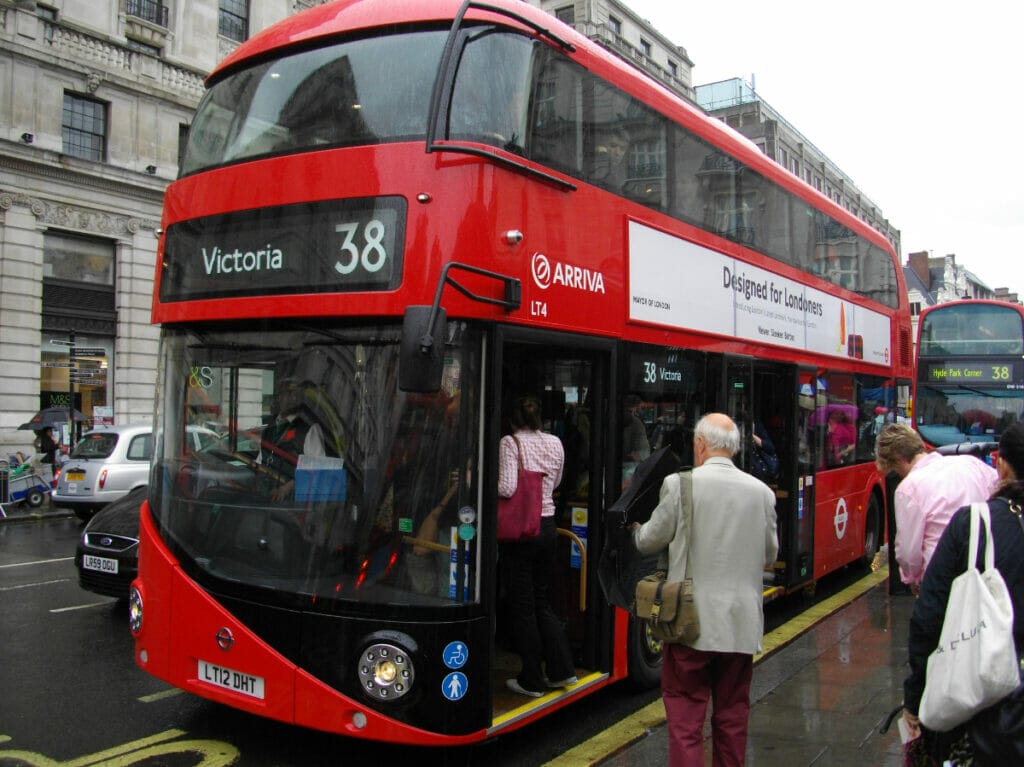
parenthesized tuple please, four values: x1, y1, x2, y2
(532, 253, 552, 290)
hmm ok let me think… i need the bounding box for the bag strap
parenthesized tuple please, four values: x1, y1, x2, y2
(654, 470, 694, 575)
(650, 578, 666, 620)
(679, 470, 694, 579)
(684, 469, 692, 577)
(969, 501, 996, 572)
(510, 434, 525, 473)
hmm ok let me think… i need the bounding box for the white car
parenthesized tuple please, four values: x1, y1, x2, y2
(53, 424, 218, 520)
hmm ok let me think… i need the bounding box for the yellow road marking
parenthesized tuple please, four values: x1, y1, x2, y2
(0, 728, 240, 766)
(138, 687, 184, 703)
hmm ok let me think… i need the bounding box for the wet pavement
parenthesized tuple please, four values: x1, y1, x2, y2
(5, 504, 912, 766)
(570, 577, 913, 766)
(0, 494, 72, 522)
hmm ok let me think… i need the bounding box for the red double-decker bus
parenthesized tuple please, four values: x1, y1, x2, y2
(130, 0, 913, 744)
(914, 299, 1024, 459)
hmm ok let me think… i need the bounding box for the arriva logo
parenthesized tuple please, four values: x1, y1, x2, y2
(532, 253, 606, 294)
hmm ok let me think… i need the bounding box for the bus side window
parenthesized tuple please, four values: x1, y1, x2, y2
(527, 49, 582, 176)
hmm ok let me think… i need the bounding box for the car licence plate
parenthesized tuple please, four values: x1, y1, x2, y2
(198, 660, 265, 700)
(66, 470, 85, 481)
(83, 555, 118, 574)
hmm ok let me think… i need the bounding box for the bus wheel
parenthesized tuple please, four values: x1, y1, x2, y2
(627, 615, 662, 689)
(861, 493, 881, 566)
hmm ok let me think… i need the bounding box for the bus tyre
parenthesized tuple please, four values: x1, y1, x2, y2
(861, 493, 882, 566)
(627, 614, 663, 689)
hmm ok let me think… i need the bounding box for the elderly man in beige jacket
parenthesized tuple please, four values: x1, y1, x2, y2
(632, 412, 778, 767)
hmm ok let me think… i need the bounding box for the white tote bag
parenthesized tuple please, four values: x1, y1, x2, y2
(918, 502, 1021, 732)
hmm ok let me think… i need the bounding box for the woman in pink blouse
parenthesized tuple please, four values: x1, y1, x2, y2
(498, 395, 576, 697)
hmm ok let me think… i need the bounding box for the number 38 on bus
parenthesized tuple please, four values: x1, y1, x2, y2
(130, 0, 914, 745)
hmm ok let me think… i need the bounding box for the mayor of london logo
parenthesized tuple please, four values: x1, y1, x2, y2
(833, 497, 849, 540)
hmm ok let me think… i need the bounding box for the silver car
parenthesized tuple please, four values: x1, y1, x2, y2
(53, 424, 218, 520)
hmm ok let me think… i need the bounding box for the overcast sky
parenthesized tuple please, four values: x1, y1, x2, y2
(623, 0, 1024, 298)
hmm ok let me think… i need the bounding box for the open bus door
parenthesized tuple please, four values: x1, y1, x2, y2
(490, 330, 643, 719)
(721, 357, 809, 596)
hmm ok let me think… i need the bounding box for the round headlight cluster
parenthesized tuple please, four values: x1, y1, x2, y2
(358, 642, 414, 701)
(128, 586, 144, 635)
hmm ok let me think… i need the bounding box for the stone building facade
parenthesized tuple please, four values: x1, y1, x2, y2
(0, 0, 322, 456)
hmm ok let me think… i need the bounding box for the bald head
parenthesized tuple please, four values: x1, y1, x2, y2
(694, 413, 740, 465)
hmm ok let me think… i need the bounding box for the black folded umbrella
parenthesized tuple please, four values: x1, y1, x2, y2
(18, 406, 88, 431)
(597, 447, 683, 610)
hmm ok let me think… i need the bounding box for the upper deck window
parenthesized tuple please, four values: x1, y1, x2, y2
(919, 304, 1024, 357)
(181, 30, 447, 175)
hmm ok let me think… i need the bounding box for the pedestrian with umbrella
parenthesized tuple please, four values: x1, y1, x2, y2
(19, 406, 88, 462)
(34, 426, 59, 466)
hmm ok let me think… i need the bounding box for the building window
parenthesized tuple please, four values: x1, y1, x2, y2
(41, 234, 115, 422)
(178, 123, 190, 169)
(608, 15, 621, 36)
(219, 0, 248, 42)
(910, 301, 921, 317)
(62, 92, 107, 162)
(126, 0, 169, 27)
(779, 147, 789, 167)
(43, 231, 115, 285)
(640, 39, 652, 58)
(555, 5, 574, 25)
(791, 158, 800, 175)
(668, 61, 678, 79)
(36, 4, 57, 20)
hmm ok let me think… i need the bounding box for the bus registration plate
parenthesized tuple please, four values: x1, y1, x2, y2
(198, 660, 265, 700)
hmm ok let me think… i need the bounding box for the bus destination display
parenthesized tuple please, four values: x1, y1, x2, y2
(924, 359, 1023, 388)
(160, 196, 405, 302)
(630, 349, 697, 395)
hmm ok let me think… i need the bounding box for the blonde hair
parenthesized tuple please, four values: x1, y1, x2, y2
(875, 423, 924, 474)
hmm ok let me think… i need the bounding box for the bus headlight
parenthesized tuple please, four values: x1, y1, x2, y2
(128, 586, 144, 635)
(358, 642, 414, 701)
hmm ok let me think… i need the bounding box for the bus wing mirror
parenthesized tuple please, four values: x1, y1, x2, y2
(400, 306, 447, 393)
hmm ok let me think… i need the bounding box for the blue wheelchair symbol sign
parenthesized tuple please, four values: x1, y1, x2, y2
(443, 641, 468, 669)
(442, 671, 468, 701)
